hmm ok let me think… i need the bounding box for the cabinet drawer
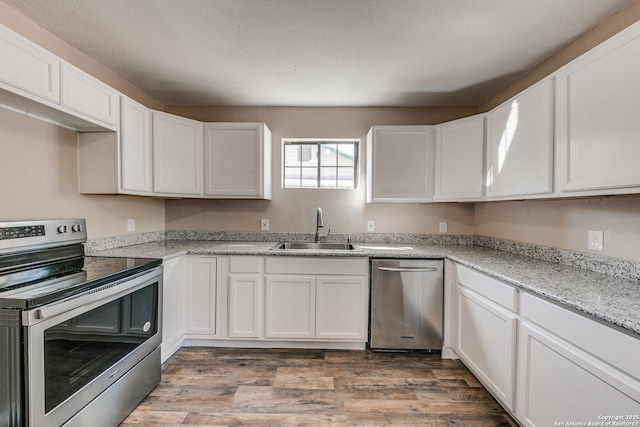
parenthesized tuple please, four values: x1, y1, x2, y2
(265, 257, 368, 275)
(229, 256, 262, 273)
(456, 264, 518, 312)
(522, 292, 640, 381)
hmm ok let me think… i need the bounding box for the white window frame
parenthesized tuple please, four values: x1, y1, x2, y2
(281, 138, 359, 189)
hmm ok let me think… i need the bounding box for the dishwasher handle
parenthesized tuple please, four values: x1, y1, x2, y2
(376, 266, 439, 273)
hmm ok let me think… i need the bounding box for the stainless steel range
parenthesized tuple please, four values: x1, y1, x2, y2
(0, 219, 163, 427)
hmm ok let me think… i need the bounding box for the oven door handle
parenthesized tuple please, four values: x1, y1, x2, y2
(24, 266, 162, 326)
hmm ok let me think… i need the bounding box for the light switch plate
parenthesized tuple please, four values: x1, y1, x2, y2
(367, 221, 375, 232)
(588, 230, 603, 251)
(439, 222, 448, 233)
(127, 218, 135, 232)
(261, 219, 269, 231)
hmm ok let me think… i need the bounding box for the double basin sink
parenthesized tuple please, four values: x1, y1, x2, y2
(271, 242, 358, 251)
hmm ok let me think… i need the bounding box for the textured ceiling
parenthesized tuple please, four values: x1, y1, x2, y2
(2, 0, 634, 107)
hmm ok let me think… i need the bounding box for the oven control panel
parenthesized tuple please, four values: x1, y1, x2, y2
(0, 219, 87, 252)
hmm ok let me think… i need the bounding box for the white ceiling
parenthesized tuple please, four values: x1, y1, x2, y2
(3, 0, 634, 107)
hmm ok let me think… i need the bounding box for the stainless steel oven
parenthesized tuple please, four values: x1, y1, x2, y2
(0, 219, 163, 427)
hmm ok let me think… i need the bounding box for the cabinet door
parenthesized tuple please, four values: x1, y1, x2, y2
(120, 97, 152, 194)
(434, 115, 485, 201)
(152, 111, 204, 196)
(316, 276, 368, 340)
(265, 276, 315, 339)
(61, 63, 119, 128)
(161, 257, 185, 362)
(228, 274, 262, 338)
(485, 78, 553, 199)
(366, 126, 435, 203)
(185, 257, 217, 336)
(517, 322, 640, 427)
(556, 24, 640, 195)
(204, 123, 271, 199)
(457, 286, 518, 411)
(0, 24, 60, 103)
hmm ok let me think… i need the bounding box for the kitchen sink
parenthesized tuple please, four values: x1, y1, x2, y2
(271, 242, 358, 251)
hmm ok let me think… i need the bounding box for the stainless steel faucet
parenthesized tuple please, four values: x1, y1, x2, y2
(314, 207, 324, 242)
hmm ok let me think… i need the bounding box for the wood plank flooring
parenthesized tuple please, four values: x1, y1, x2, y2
(121, 348, 519, 426)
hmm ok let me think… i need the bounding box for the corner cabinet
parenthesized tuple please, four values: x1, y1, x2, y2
(556, 22, 640, 196)
(204, 123, 272, 199)
(517, 293, 640, 426)
(434, 115, 485, 201)
(152, 111, 204, 197)
(366, 126, 435, 203)
(485, 78, 554, 200)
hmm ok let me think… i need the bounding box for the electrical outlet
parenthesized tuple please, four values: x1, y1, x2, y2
(127, 218, 135, 232)
(439, 222, 448, 233)
(588, 230, 604, 251)
(261, 219, 269, 231)
(367, 221, 375, 232)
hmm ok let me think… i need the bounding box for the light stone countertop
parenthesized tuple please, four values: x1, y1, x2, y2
(88, 240, 640, 338)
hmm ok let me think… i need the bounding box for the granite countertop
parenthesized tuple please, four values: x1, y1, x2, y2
(88, 240, 640, 338)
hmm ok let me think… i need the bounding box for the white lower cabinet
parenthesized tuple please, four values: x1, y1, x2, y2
(265, 275, 316, 339)
(517, 293, 640, 426)
(161, 256, 185, 363)
(452, 263, 519, 412)
(264, 257, 369, 342)
(184, 256, 217, 337)
(228, 256, 263, 338)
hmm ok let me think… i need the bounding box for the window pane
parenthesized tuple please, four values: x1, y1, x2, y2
(284, 145, 301, 167)
(284, 167, 301, 188)
(301, 167, 317, 188)
(320, 144, 337, 167)
(337, 144, 355, 166)
(320, 167, 337, 188)
(337, 167, 355, 188)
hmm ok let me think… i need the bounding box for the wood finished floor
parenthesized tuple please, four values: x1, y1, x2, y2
(121, 347, 519, 426)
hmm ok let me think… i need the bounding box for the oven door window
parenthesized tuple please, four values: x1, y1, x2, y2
(43, 283, 158, 413)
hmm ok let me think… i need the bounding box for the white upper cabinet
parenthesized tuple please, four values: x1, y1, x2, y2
(366, 126, 435, 203)
(203, 123, 272, 199)
(120, 97, 152, 194)
(556, 22, 640, 196)
(434, 115, 485, 201)
(60, 63, 119, 128)
(152, 111, 204, 197)
(485, 78, 554, 199)
(0, 24, 60, 103)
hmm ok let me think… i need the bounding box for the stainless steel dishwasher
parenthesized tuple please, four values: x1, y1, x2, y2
(369, 259, 444, 350)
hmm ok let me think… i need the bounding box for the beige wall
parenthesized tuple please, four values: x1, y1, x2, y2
(164, 107, 477, 235)
(0, 108, 165, 239)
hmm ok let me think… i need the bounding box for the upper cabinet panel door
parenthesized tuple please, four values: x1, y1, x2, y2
(366, 126, 435, 203)
(485, 78, 554, 199)
(556, 23, 640, 195)
(0, 24, 60, 103)
(434, 115, 485, 201)
(152, 111, 204, 197)
(61, 63, 119, 128)
(120, 97, 152, 194)
(204, 123, 272, 199)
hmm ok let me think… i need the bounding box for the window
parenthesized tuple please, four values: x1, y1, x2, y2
(282, 139, 359, 189)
